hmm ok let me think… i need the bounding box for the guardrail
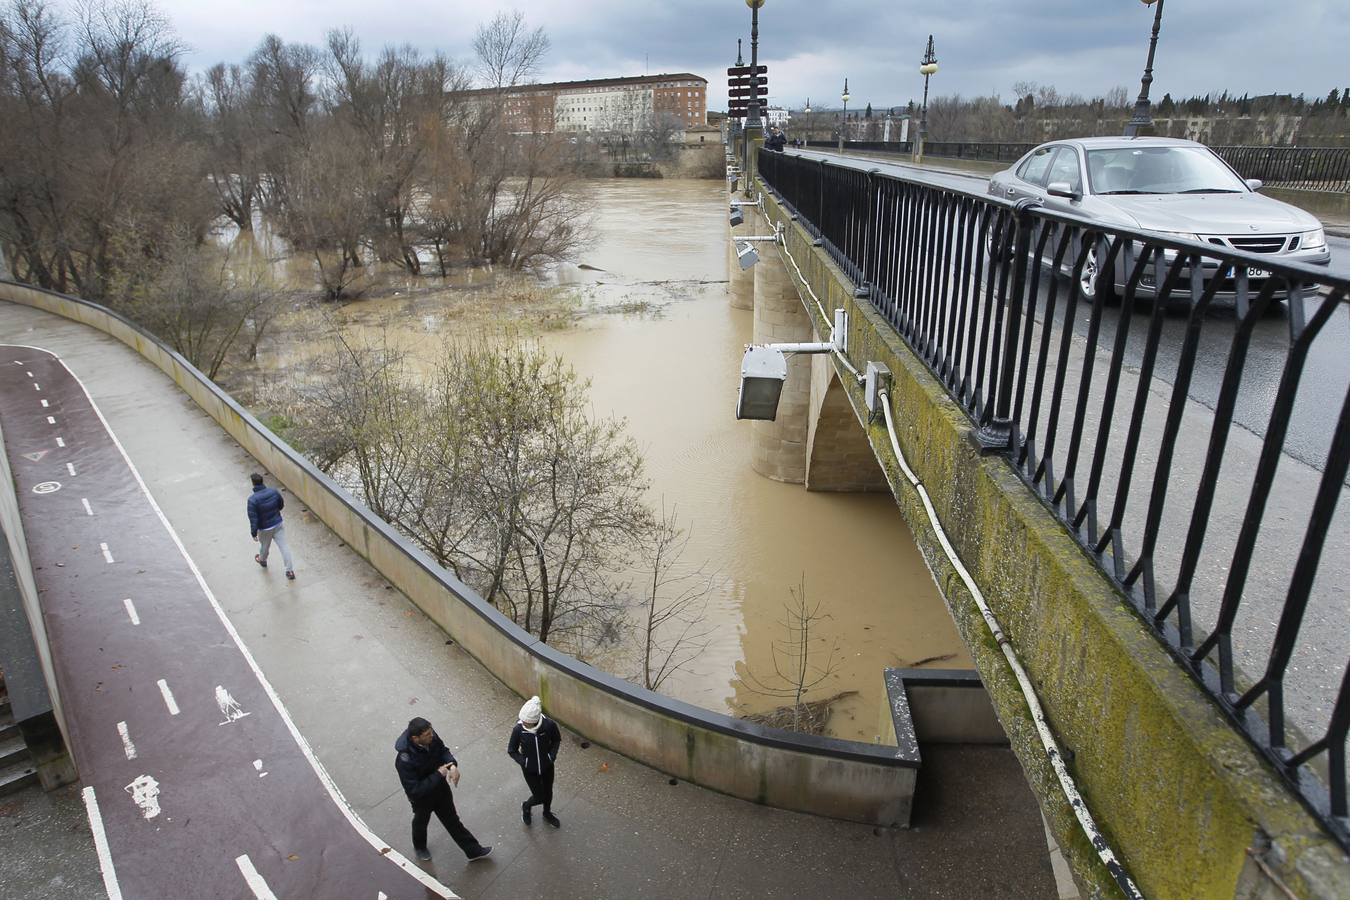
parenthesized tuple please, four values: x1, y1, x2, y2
(757, 146, 1350, 849)
(0, 277, 920, 827)
(1214, 145, 1350, 193)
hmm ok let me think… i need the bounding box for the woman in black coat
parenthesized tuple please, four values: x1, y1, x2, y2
(507, 695, 562, 827)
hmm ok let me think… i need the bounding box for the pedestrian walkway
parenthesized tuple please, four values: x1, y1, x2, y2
(0, 299, 1060, 898)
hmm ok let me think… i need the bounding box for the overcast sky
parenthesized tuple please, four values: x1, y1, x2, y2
(122, 1, 1350, 111)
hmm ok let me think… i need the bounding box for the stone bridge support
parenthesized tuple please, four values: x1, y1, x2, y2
(749, 242, 813, 483)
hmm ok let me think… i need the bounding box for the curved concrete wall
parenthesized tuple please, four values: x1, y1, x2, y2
(0, 279, 918, 826)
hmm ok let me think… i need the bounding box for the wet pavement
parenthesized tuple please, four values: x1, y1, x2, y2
(0, 297, 1062, 897)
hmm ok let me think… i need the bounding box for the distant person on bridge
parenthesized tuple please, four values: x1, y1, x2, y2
(766, 126, 787, 152)
(507, 695, 562, 828)
(247, 472, 295, 580)
(395, 717, 493, 863)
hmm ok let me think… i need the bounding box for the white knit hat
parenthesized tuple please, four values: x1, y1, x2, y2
(518, 696, 542, 726)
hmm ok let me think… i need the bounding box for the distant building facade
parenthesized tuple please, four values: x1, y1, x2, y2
(467, 73, 708, 135)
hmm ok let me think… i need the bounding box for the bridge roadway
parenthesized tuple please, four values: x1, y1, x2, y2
(0, 297, 1060, 897)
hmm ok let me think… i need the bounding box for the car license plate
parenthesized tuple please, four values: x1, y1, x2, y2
(1246, 267, 1271, 279)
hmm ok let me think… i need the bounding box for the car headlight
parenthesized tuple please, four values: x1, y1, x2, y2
(1300, 227, 1327, 251)
(1151, 230, 1202, 242)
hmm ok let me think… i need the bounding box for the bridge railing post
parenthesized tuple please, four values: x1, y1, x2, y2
(969, 199, 1034, 455)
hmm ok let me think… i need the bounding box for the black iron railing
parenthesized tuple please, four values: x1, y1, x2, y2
(757, 147, 1350, 848)
(1214, 146, 1350, 193)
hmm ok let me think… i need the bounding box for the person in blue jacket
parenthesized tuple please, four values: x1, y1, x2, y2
(247, 473, 295, 580)
(395, 717, 492, 862)
(507, 696, 562, 827)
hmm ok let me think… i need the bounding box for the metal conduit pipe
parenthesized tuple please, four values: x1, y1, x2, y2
(875, 387, 1144, 899)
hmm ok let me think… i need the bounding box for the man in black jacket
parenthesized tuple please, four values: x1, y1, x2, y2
(506, 696, 562, 827)
(394, 717, 492, 862)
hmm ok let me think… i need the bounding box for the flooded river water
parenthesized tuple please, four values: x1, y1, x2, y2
(259, 178, 969, 743)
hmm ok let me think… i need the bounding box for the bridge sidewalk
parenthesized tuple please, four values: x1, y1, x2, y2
(0, 299, 1061, 899)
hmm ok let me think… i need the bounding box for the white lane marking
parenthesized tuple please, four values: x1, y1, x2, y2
(41, 398, 49, 407)
(124, 774, 161, 819)
(379, 894, 388, 900)
(26, 370, 32, 376)
(123, 597, 140, 625)
(81, 787, 124, 900)
(55, 437, 65, 447)
(28, 346, 457, 899)
(33, 382, 39, 390)
(117, 721, 137, 760)
(157, 679, 180, 715)
(253, 758, 268, 778)
(82, 498, 93, 516)
(67, 462, 76, 476)
(100, 542, 114, 563)
(215, 685, 251, 725)
(235, 855, 279, 900)
(46, 416, 55, 424)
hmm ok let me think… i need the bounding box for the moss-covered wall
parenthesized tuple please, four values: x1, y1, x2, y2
(756, 185, 1350, 899)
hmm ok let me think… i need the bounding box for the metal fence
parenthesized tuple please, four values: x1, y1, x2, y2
(1214, 145, 1350, 193)
(756, 146, 1350, 848)
(802, 140, 1350, 192)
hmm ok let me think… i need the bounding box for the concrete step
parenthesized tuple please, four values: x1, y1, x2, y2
(0, 755, 38, 798)
(0, 732, 27, 767)
(0, 706, 17, 744)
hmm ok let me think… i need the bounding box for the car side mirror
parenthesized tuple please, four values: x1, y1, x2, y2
(1245, 178, 1263, 192)
(1046, 181, 1081, 201)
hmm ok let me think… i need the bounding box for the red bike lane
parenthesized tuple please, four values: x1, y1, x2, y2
(0, 345, 454, 899)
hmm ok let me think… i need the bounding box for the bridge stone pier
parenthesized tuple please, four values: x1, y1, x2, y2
(732, 194, 888, 492)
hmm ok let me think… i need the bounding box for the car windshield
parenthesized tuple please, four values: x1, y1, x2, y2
(1085, 146, 1247, 195)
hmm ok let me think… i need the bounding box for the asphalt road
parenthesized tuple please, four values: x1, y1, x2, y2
(778, 148, 1350, 745)
(0, 347, 451, 899)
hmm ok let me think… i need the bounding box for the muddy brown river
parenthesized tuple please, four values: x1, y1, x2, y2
(255, 178, 969, 743)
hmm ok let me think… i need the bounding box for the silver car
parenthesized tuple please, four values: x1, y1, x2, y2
(988, 136, 1331, 300)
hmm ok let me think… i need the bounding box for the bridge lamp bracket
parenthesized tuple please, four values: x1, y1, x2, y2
(736, 309, 849, 421)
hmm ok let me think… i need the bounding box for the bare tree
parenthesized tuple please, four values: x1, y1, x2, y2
(736, 577, 843, 733)
(119, 232, 280, 379)
(472, 10, 549, 89)
(639, 501, 713, 692)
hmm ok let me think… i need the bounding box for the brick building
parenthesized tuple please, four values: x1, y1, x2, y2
(462, 73, 708, 135)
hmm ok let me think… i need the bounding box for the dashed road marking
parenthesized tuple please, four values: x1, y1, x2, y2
(123, 597, 140, 625)
(25, 370, 32, 376)
(235, 854, 279, 900)
(100, 542, 114, 563)
(33, 382, 40, 390)
(81, 787, 124, 900)
(46, 416, 55, 424)
(117, 722, 137, 760)
(156, 679, 179, 715)
(82, 498, 93, 516)
(41, 398, 48, 407)
(67, 462, 77, 476)
(55, 436, 65, 447)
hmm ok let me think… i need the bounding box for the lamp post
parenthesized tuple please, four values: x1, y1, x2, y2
(838, 78, 850, 154)
(745, 0, 765, 130)
(916, 35, 937, 162)
(740, 0, 766, 181)
(1124, 0, 1165, 137)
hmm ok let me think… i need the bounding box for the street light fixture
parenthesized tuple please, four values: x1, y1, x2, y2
(737, 309, 850, 420)
(739, 0, 767, 186)
(916, 35, 937, 163)
(1124, 0, 1165, 137)
(838, 78, 850, 154)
